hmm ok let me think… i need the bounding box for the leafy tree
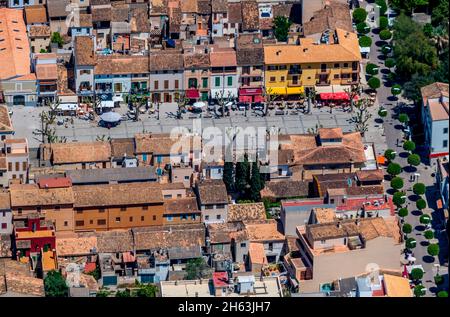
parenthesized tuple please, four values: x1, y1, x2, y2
(368, 77, 381, 90)
(366, 63, 379, 76)
(185, 257, 210, 280)
(402, 223, 412, 234)
(391, 84, 402, 96)
(398, 207, 408, 218)
(359, 35, 372, 47)
(437, 291, 448, 297)
(381, 44, 392, 55)
(422, 23, 433, 37)
(393, 191, 407, 206)
(427, 244, 439, 256)
(50, 32, 64, 47)
(403, 140, 415, 151)
(96, 288, 112, 297)
(434, 274, 444, 285)
(135, 283, 158, 297)
(357, 22, 370, 34)
(391, 0, 430, 15)
(384, 149, 396, 161)
(375, 0, 388, 15)
(273, 16, 291, 42)
(416, 199, 427, 211)
(419, 214, 430, 224)
(413, 183, 426, 195)
(249, 161, 263, 202)
(390, 177, 404, 190)
(44, 270, 68, 297)
(402, 74, 437, 102)
(414, 284, 426, 297)
(410, 268, 423, 280)
(408, 154, 421, 166)
(379, 16, 389, 30)
(424, 230, 434, 240)
(387, 162, 402, 176)
(379, 29, 393, 40)
(378, 107, 388, 118)
(351, 98, 373, 136)
(431, 0, 449, 27)
(39, 48, 47, 53)
(223, 161, 234, 192)
(405, 237, 417, 249)
(385, 58, 396, 69)
(235, 153, 250, 195)
(353, 8, 368, 23)
(115, 289, 132, 297)
(398, 113, 410, 125)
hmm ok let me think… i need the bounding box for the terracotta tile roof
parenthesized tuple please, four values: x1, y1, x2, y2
(183, 51, 211, 68)
(383, 274, 413, 297)
(207, 221, 248, 244)
(313, 207, 336, 224)
(0, 105, 14, 133)
(74, 36, 95, 66)
(38, 177, 72, 188)
(169, 6, 182, 32)
(46, 0, 71, 18)
(249, 242, 267, 265)
(273, 3, 293, 19)
(56, 232, 98, 256)
(164, 197, 200, 215)
(181, 0, 197, 13)
(134, 133, 191, 154)
(356, 169, 384, 182)
(259, 17, 273, 31)
(0, 259, 45, 296)
(49, 141, 111, 164)
(28, 25, 51, 38)
(36, 63, 57, 80)
(9, 183, 74, 207)
(228, 203, 266, 222)
(227, 2, 242, 24)
(0, 191, 10, 210)
(244, 219, 285, 242)
(91, 0, 111, 5)
(264, 29, 361, 64)
(96, 229, 134, 253)
(303, 2, 353, 36)
(319, 127, 344, 139)
(0, 234, 11, 258)
(76, 13, 93, 28)
(132, 223, 205, 251)
(150, 0, 169, 15)
(149, 50, 184, 71)
(73, 183, 163, 207)
(428, 99, 449, 121)
(95, 55, 149, 75)
(0, 8, 32, 80)
(197, 0, 211, 15)
(241, 1, 259, 31)
(92, 6, 112, 22)
(212, 0, 227, 12)
(197, 179, 228, 205)
(210, 48, 237, 67)
(130, 6, 150, 33)
(110, 138, 135, 158)
(24, 5, 48, 24)
(111, 2, 130, 22)
(420, 82, 449, 102)
(260, 180, 310, 199)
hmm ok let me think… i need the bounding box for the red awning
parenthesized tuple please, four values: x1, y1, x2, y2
(319, 92, 350, 100)
(186, 89, 200, 99)
(239, 95, 252, 103)
(239, 87, 262, 96)
(254, 95, 264, 103)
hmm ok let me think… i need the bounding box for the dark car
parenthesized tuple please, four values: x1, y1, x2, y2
(252, 102, 264, 111)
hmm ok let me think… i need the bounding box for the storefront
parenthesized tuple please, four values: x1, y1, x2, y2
(186, 88, 200, 101)
(238, 87, 264, 103)
(318, 92, 358, 107)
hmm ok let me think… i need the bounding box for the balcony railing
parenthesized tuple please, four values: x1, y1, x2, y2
(287, 80, 302, 87)
(316, 80, 331, 86)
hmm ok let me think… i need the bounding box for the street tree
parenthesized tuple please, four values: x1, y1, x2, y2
(262, 86, 280, 116)
(385, 58, 396, 70)
(414, 285, 426, 297)
(368, 77, 381, 90)
(379, 16, 389, 30)
(366, 63, 379, 76)
(413, 183, 426, 196)
(127, 94, 148, 122)
(398, 113, 410, 124)
(416, 199, 427, 211)
(381, 44, 392, 55)
(343, 84, 360, 113)
(393, 191, 407, 206)
(273, 16, 292, 42)
(375, 0, 388, 15)
(356, 22, 370, 34)
(390, 177, 404, 190)
(419, 214, 431, 224)
(378, 107, 388, 119)
(384, 149, 396, 161)
(405, 237, 417, 249)
(175, 92, 188, 119)
(215, 90, 233, 118)
(391, 84, 402, 96)
(387, 162, 402, 176)
(410, 268, 424, 281)
(403, 140, 416, 152)
(351, 98, 372, 136)
(223, 161, 234, 192)
(379, 29, 393, 40)
(398, 208, 408, 218)
(250, 161, 264, 202)
(424, 230, 434, 240)
(352, 8, 368, 23)
(427, 244, 439, 257)
(359, 36, 372, 47)
(44, 270, 68, 297)
(402, 223, 412, 234)
(407, 154, 421, 167)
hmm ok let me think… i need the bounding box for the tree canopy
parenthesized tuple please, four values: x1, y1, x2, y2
(427, 243, 439, 256)
(368, 77, 381, 90)
(185, 257, 210, 280)
(407, 154, 421, 166)
(416, 199, 427, 210)
(413, 183, 426, 195)
(402, 223, 413, 234)
(359, 36, 372, 47)
(379, 29, 393, 40)
(398, 208, 408, 218)
(357, 22, 370, 34)
(390, 177, 404, 190)
(384, 149, 396, 160)
(387, 162, 402, 176)
(44, 270, 68, 297)
(403, 140, 416, 152)
(366, 63, 379, 76)
(353, 8, 368, 23)
(273, 16, 292, 42)
(393, 191, 407, 206)
(410, 268, 423, 280)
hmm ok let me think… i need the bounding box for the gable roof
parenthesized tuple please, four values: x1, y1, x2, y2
(95, 55, 149, 75)
(50, 141, 111, 164)
(244, 219, 285, 242)
(197, 179, 228, 205)
(24, 5, 48, 24)
(241, 1, 259, 31)
(0, 106, 14, 133)
(74, 36, 95, 66)
(228, 203, 266, 222)
(9, 183, 74, 207)
(303, 2, 353, 36)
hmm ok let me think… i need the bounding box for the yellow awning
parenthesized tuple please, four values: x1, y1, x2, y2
(266, 87, 287, 95)
(286, 87, 305, 95)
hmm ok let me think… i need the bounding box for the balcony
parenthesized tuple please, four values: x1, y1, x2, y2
(287, 80, 302, 87)
(319, 69, 331, 74)
(316, 80, 331, 86)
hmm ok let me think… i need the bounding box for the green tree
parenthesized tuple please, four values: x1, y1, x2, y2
(384, 149, 396, 161)
(381, 44, 392, 55)
(434, 274, 444, 285)
(235, 153, 250, 195)
(368, 77, 381, 90)
(379, 29, 393, 40)
(115, 289, 132, 297)
(96, 288, 112, 297)
(359, 36, 372, 47)
(39, 48, 47, 53)
(393, 191, 407, 206)
(419, 215, 431, 225)
(427, 244, 439, 256)
(431, 0, 449, 27)
(424, 230, 434, 240)
(50, 32, 64, 48)
(398, 113, 410, 124)
(375, 0, 388, 15)
(387, 162, 402, 176)
(273, 16, 292, 42)
(398, 208, 408, 218)
(407, 154, 421, 166)
(410, 268, 423, 281)
(405, 237, 417, 249)
(353, 8, 368, 23)
(402, 223, 413, 234)
(44, 270, 68, 297)
(185, 257, 210, 280)
(250, 161, 263, 202)
(379, 16, 389, 30)
(223, 161, 234, 192)
(391, 84, 402, 96)
(135, 283, 158, 297)
(378, 107, 388, 118)
(414, 284, 426, 297)
(416, 199, 427, 211)
(390, 177, 404, 190)
(385, 58, 396, 69)
(403, 140, 415, 152)
(391, 0, 429, 15)
(357, 22, 370, 34)
(437, 291, 448, 297)
(366, 63, 379, 76)
(413, 183, 426, 195)
(423, 23, 433, 37)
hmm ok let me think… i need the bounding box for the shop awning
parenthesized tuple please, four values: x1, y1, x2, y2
(239, 87, 262, 96)
(320, 92, 350, 100)
(239, 95, 252, 103)
(186, 88, 200, 99)
(254, 95, 264, 103)
(376, 155, 386, 165)
(266, 87, 286, 95)
(56, 103, 79, 111)
(286, 87, 305, 95)
(100, 100, 114, 108)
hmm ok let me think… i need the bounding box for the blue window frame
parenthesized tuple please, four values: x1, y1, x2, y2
(142, 153, 148, 162)
(167, 216, 173, 221)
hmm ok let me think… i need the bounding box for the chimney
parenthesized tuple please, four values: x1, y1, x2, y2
(303, 48, 308, 52)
